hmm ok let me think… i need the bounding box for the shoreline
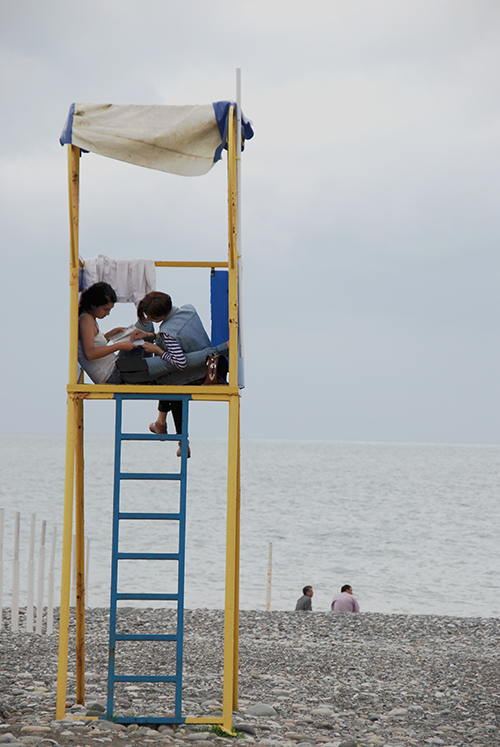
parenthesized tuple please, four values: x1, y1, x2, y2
(0, 609, 499, 746)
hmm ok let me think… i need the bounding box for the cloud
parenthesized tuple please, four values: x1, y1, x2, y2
(0, 0, 498, 443)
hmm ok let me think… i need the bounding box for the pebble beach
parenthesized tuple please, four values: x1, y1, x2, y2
(0, 609, 499, 747)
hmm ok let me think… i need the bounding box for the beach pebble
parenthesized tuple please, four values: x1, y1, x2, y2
(285, 734, 313, 742)
(234, 723, 256, 735)
(18, 731, 50, 736)
(246, 704, 278, 717)
(387, 707, 407, 717)
(95, 721, 127, 732)
(0, 607, 499, 747)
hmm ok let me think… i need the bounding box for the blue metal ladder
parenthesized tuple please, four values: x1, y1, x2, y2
(106, 392, 191, 724)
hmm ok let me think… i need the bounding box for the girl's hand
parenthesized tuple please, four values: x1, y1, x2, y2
(143, 341, 162, 355)
(106, 327, 126, 339)
(130, 328, 147, 341)
(117, 340, 136, 352)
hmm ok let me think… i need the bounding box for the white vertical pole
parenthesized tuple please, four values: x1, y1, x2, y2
(236, 67, 245, 388)
(36, 521, 46, 634)
(0, 508, 4, 629)
(11, 511, 20, 632)
(26, 513, 36, 632)
(70, 534, 76, 607)
(47, 526, 57, 635)
(85, 539, 90, 608)
(266, 542, 272, 611)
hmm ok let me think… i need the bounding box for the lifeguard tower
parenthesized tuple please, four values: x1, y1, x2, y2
(56, 76, 253, 732)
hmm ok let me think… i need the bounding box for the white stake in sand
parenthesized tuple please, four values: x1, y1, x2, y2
(26, 513, 36, 632)
(85, 539, 90, 607)
(11, 511, 20, 632)
(266, 542, 272, 611)
(0, 508, 4, 629)
(47, 526, 57, 635)
(36, 520, 46, 634)
(70, 534, 76, 607)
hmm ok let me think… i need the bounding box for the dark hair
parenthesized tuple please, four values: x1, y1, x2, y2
(137, 291, 172, 324)
(341, 584, 352, 593)
(303, 585, 313, 596)
(79, 282, 117, 315)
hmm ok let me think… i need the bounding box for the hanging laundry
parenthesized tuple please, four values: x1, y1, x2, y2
(81, 254, 156, 306)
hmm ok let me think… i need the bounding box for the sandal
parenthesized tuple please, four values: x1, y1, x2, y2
(149, 421, 167, 435)
(176, 440, 192, 458)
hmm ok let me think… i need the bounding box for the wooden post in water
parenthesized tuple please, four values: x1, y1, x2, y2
(266, 542, 272, 611)
(36, 520, 46, 634)
(0, 508, 4, 629)
(27, 513, 36, 632)
(47, 526, 57, 635)
(85, 539, 90, 608)
(11, 512, 20, 632)
(70, 535, 76, 607)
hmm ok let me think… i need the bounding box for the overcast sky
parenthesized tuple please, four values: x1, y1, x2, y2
(0, 0, 498, 444)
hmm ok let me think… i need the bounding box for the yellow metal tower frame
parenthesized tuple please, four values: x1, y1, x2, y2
(56, 106, 242, 733)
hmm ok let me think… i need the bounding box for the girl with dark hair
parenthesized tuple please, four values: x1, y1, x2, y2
(78, 284, 191, 454)
(78, 282, 136, 384)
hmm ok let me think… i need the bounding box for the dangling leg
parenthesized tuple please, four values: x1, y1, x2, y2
(149, 401, 169, 435)
(172, 401, 192, 458)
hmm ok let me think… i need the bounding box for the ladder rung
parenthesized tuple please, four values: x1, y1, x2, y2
(120, 472, 181, 481)
(115, 633, 178, 641)
(119, 512, 181, 520)
(114, 717, 186, 725)
(120, 433, 178, 441)
(117, 552, 178, 560)
(114, 675, 177, 683)
(116, 593, 179, 601)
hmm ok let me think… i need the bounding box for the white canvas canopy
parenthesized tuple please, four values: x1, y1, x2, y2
(60, 101, 253, 176)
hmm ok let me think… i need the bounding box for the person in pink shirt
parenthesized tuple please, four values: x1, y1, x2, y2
(331, 584, 360, 612)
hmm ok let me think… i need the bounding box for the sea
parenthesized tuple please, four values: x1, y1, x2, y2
(0, 435, 499, 619)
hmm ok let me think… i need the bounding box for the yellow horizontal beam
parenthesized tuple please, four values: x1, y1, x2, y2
(185, 717, 224, 724)
(155, 261, 228, 268)
(67, 385, 239, 403)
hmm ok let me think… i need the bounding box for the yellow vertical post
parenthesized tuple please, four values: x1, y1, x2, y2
(56, 396, 77, 718)
(221, 104, 241, 733)
(68, 145, 80, 387)
(222, 395, 240, 732)
(75, 397, 85, 704)
(232, 403, 241, 709)
(56, 144, 81, 719)
(227, 107, 239, 387)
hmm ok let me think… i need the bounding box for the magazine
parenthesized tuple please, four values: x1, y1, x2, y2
(107, 324, 144, 346)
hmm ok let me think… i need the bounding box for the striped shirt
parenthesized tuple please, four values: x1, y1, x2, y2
(158, 333, 187, 370)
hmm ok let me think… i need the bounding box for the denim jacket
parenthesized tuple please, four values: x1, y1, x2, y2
(145, 305, 228, 384)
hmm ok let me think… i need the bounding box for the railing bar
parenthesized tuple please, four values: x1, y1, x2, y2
(116, 593, 178, 600)
(118, 513, 181, 520)
(119, 473, 181, 481)
(114, 675, 177, 683)
(117, 553, 179, 560)
(115, 635, 177, 641)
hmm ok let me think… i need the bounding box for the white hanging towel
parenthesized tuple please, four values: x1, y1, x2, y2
(81, 255, 156, 306)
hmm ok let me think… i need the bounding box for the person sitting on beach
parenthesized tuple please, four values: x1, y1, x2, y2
(331, 584, 360, 613)
(295, 586, 314, 611)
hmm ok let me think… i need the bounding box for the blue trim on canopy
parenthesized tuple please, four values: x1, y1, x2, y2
(59, 103, 75, 145)
(212, 100, 254, 163)
(59, 100, 254, 165)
